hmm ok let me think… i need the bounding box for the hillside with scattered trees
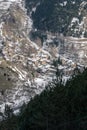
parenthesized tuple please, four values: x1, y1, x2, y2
(0, 68, 87, 129)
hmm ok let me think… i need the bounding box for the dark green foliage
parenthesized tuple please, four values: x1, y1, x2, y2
(53, 57, 62, 66)
(25, 0, 42, 13)
(0, 115, 19, 130)
(18, 69, 87, 130)
(25, 0, 84, 36)
(30, 30, 47, 43)
(1, 68, 87, 129)
(4, 105, 13, 119)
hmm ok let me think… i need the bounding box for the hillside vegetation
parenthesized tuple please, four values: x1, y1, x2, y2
(25, 0, 87, 37)
(0, 68, 87, 129)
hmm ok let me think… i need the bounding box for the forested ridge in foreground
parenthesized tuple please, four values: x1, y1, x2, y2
(0, 68, 87, 130)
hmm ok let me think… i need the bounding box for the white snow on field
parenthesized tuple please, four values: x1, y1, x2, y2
(35, 78, 46, 86)
(0, 0, 23, 10)
(59, 1, 67, 6)
(0, 0, 22, 3)
(72, 17, 79, 23)
(72, 1, 75, 4)
(80, 1, 87, 8)
(63, 1, 67, 6)
(70, 17, 79, 28)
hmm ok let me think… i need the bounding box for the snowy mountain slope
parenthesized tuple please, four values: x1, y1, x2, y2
(0, 0, 86, 119)
(0, 0, 57, 118)
(25, 0, 87, 69)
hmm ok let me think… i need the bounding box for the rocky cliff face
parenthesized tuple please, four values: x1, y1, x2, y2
(0, 0, 57, 117)
(0, 0, 87, 119)
(59, 37, 87, 66)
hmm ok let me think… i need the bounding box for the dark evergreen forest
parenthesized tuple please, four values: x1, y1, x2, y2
(25, 0, 84, 35)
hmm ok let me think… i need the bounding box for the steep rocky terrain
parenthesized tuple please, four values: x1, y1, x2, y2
(0, 0, 87, 129)
(25, 0, 87, 67)
(0, 0, 87, 119)
(0, 0, 57, 118)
